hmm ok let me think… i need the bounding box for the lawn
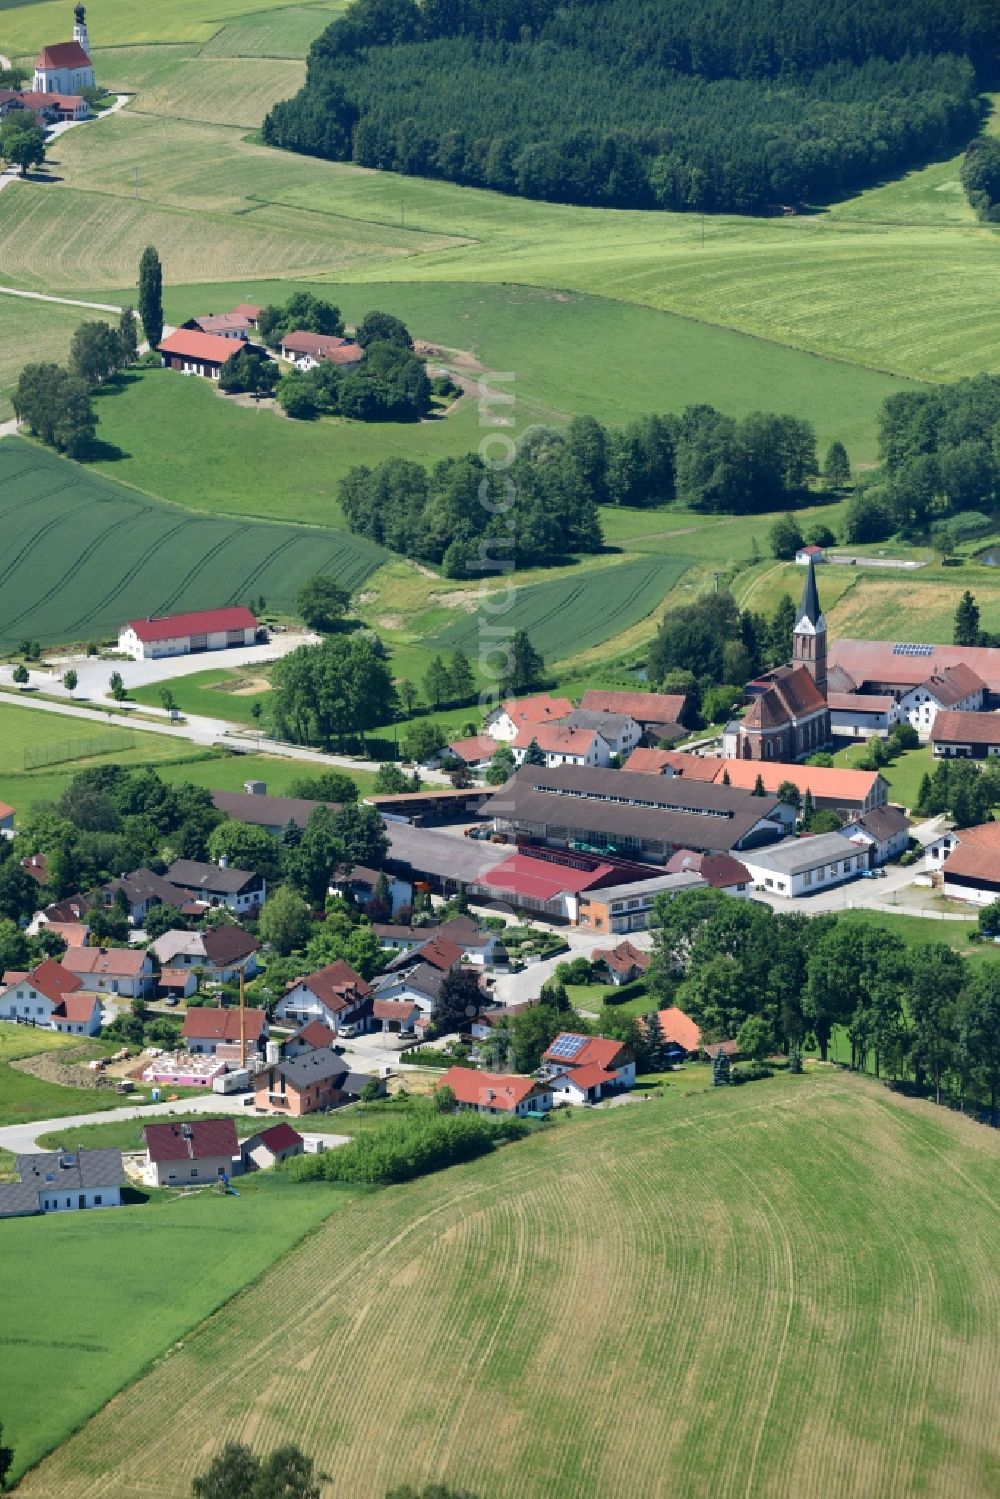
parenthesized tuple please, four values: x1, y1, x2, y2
(0, 436, 384, 646)
(0, 698, 202, 784)
(0, 295, 90, 422)
(0, 1172, 357, 1483)
(0, 1025, 125, 1128)
(128, 667, 271, 726)
(833, 743, 933, 812)
(34, 1111, 268, 1152)
(18, 1070, 1000, 1499)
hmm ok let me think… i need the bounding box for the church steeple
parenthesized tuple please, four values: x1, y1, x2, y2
(73, 3, 90, 55)
(793, 555, 827, 697)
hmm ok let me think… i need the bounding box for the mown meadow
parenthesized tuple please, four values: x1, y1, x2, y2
(14, 1070, 1000, 1499)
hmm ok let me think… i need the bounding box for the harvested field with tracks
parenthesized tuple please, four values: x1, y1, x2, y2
(16, 1071, 1000, 1499)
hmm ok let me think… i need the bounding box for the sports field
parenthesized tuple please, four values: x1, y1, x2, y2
(0, 700, 195, 775)
(16, 1070, 1000, 1499)
(0, 1173, 355, 1483)
(0, 437, 384, 645)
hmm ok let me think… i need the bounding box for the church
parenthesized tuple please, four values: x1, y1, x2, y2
(33, 5, 95, 95)
(723, 555, 832, 762)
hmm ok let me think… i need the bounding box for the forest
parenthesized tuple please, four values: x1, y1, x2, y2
(338, 405, 817, 571)
(262, 0, 994, 213)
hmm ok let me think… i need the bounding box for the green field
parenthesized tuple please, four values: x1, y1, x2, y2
(0, 0, 342, 52)
(427, 556, 692, 664)
(0, 437, 384, 645)
(0, 1173, 355, 1483)
(0, 1025, 124, 1128)
(827, 567, 1000, 644)
(0, 699, 199, 779)
(92, 45, 307, 129)
(17, 1071, 1000, 1499)
(128, 667, 271, 725)
(0, 295, 95, 422)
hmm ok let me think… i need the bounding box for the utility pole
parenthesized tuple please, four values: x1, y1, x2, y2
(239, 962, 246, 1072)
(133, 166, 139, 201)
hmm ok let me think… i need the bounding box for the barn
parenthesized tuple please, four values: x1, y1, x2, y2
(117, 606, 259, 661)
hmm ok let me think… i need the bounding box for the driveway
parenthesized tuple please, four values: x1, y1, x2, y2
(0, 1091, 253, 1155)
(40, 632, 321, 699)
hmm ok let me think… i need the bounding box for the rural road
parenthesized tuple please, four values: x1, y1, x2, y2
(0, 93, 131, 198)
(0, 1091, 352, 1154)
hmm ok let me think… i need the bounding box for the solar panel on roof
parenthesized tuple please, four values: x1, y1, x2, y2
(892, 643, 933, 657)
(549, 1033, 586, 1059)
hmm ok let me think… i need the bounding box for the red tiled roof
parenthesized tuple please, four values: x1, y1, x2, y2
(932, 710, 1000, 746)
(45, 922, 89, 948)
(651, 1006, 702, 1052)
(942, 822, 1000, 885)
(513, 724, 599, 756)
(12, 959, 83, 1006)
(61, 946, 147, 979)
(542, 1033, 627, 1071)
(144, 1117, 238, 1163)
(19, 91, 86, 109)
(293, 1019, 338, 1049)
(124, 606, 257, 643)
(37, 42, 92, 68)
(559, 1062, 612, 1091)
(830, 638, 1000, 695)
(290, 960, 371, 1013)
(158, 328, 246, 364)
(21, 852, 48, 884)
(182, 1007, 267, 1043)
(232, 303, 261, 318)
(580, 689, 688, 723)
(57, 992, 101, 1023)
(191, 312, 255, 333)
(827, 692, 896, 713)
(501, 695, 573, 727)
(593, 940, 651, 976)
(919, 664, 985, 707)
(373, 998, 420, 1021)
(0, 801, 13, 819)
(256, 1122, 302, 1153)
(448, 735, 497, 763)
(413, 935, 464, 971)
(329, 342, 363, 364)
(482, 853, 615, 903)
(280, 331, 349, 356)
(623, 748, 722, 779)
(438, 1066, 543, 1110)
(714, 760, 881, 803)
(796, 544, 825, 556)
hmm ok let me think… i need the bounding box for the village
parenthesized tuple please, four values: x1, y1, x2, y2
(0, 553, 998, 1223)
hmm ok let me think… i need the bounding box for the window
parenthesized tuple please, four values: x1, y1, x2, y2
(191, 1167, 198, 1177)
(95, 1195, 102, 1206)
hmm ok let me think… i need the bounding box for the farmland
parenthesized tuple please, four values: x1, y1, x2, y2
(92, 45, 307, 129)
(0, 0, 343, 53)
(0, 437, 384, 646)
(17, 1070, 1000, 1499)
(0, 296, 92, 423)
(0, 1173, 356, 1484)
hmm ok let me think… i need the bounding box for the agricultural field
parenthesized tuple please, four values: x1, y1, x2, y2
(17, 1070, 1000, 1499)
(826, 569, 1000, 644)
(0, 1173, 356, 1484)
(0, 437, 384, 646)
(0, 295, 92, 423)
(0, 0, 342, 52)
(92, 45, 307, 129)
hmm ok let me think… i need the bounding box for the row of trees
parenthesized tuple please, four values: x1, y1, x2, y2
(13, 309, 139, 459)
(192, 1440, 472, 1499)
(647, 587, 800, 699)
(264, 0, 984, 214)
(646, 887, 1000, 1116)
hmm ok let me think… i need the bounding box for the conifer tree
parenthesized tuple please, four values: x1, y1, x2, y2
(137, 245, 163, 350)
(802, 787, 815, 828)
(954, 590, 981, 648)
(644, 1010, 665, 1072)
(712, 1048, 731, 1086)
(523, 737, 546, 766)
(752, 772, 766, 796)
(823, 440, 851, 488)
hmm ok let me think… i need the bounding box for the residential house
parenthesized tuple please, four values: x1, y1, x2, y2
(384, 934, 464, 975)
(0, 1148, 124, 1219)
(579, 689, 691, 741)
(372, 922, 426, 953)
(17, 90, 91, 120)
(373, 997, 421, 1033)
(837, 806, 912, 866)
(939, 822, 1000, 906)
(253, 1047, 351, 1115)
(896, 665, 985, 740)
(164, 858, 265, 914)
(283, 1019, 339, 1055)
(232, 303, 262, 329)
(143, 1118, 238, 1188)
(371, 961, 448, 1021)
(100, 867, 180, 924)
(181, 1005, 268, 1058)
(795, 543, 826, 565)
(486, 695, 574, 743)
(664, 849, 752, 896)
(211, 783, 343, 836)
(159, 328, 249, 379)
(152, 926, 260, 985)
(440, 735, 498, 774)
(118, 607, 259, 661)
(576, 871, 707, 933)
(562, 710, 641, 760)
(828, 691, 900, 742)
(0, 959, 102, 1035)
(435, 916, 502, 967)
(622, 748, 722, 779)
(931, 710, 1000, 759)
(592, 940, 651, 985)
(276, 959, 372, 1033)
(240, 1123, 304, 1173)
(541, 1032, 636, 1104)
(438, 1066, 553, 1115)
(650, 1006, 702, 1061)
(0, 801, 14, 833)
(59, 944, 154, 1000)
(278, 331, 363, 369)
(184, 311, 259, 341)
(328, 864, 412, 916)
(739, 833, 866, 897)
(512, 723, 611, 769)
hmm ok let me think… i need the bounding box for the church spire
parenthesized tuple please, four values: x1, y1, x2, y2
(796, 553, 823, 631)
(792, 554, 827, 697)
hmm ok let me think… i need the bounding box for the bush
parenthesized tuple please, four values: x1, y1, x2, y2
(287, 1109, 527, 1184)
(602, 978, 647, 1006)
(730, 1061, 773, 1085)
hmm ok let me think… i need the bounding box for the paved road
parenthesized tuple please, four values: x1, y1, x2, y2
(0, 92, 131, 198)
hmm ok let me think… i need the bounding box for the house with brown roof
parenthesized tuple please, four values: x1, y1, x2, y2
(438, 735, 498, 773)
(828, 638, 1000, 700)
(897, 665, 985, 741)
(159, 328, 248, 379)
(579, 689, 692, 737)
(0, 958, 102, 1035)
(152, 926, 260, 985)
(513, 723, 611, 769)
(437, 1066, 553, 1115)
(486, 695, 574, 743)
(276, 960, 372, 1034)
(60, 944, 154, 999)
(837, 806, 912, 865)
(561, 710, 642, 760)
(931, 709, 1000, 759)
(623, 748, 723, 780)
(373, 997, 421, 1033)
(184, 311, 259, 341)
(592, 940, 651, 985)
(278, 331, 363, 370)
(540, 1031, 636, 1103)
(181, 1005, 268, 1057)
(164, 858, 265, 914)
(283, 1018, 339, 1055)
(664, 849, 752, 896)
(143, 1117, 238, 1188)
(828, 691, 900, 741)
(939, 823, 1000, 905)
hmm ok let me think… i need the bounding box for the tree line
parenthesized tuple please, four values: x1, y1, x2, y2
(647, 887, 1000, 1119)
(13, 309, 138, 459)
(262, 0, 989, 213)
(647, 587, 802, 710)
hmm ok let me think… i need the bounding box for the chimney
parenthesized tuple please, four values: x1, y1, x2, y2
(218, 855, 228, 869)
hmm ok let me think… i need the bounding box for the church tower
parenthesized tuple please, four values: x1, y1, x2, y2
(792, 554, 827, 697)
(73, 3, 90, 56)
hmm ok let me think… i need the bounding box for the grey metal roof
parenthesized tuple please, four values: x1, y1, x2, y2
(376, 961, 447, 1002)
(211, 790, 340, 831)
(277, 1048, 350, 1089)
(562, 710, 637, 736)
(591, 871, 706, 902)
(383, 822, 511, 883)
(166, 859, 262, 895)
(743, 833, 859, 875)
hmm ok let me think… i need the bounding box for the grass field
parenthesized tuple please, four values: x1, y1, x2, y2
(0, 0, 342, 52)
(92, 45, 307, 129)
(16, 1070, 1000, 1499)
(0, 1172, 356, 1483)
(827, 568, 1000, 643)
(833, 743, 935, 812)
(0, 700, 198, 776)
(128, 667, 271, 725)
(0, 1025, 124, 1128)
(0, 436, 384, 646)
(0, 295, 92, 422)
